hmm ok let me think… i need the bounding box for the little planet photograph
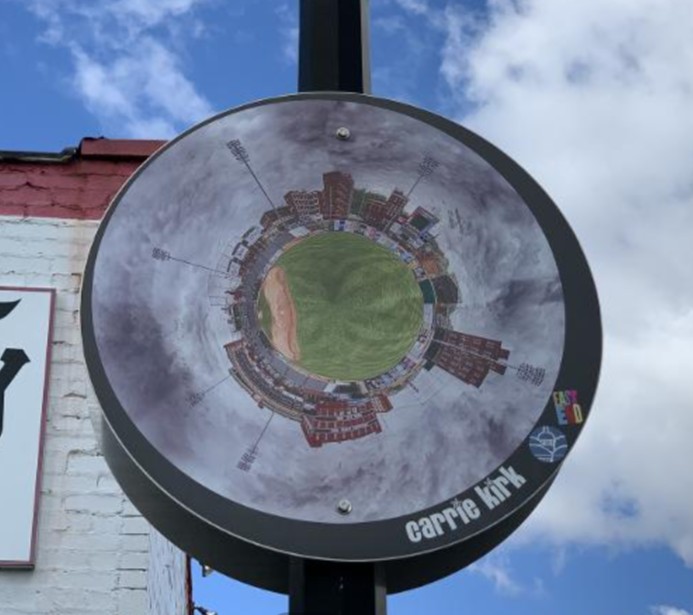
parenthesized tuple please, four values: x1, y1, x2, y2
(86, 97, 567, 528)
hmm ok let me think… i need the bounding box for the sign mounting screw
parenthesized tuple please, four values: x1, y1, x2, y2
(336, 127, 351, 141)
(337, 499, 353, 515)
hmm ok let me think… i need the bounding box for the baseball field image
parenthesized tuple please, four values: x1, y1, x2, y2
(91, 97, 566, 522)
(217, 169, 533, 451)
(259, 232, 424, 381)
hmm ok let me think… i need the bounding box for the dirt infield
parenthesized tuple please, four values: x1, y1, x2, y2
(261, 266, 300, 361)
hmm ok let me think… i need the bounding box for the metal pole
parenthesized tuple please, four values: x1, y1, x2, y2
(298, 0, 371, 93)
(291, 3, 379, 612)
(289, 558, 387, 615)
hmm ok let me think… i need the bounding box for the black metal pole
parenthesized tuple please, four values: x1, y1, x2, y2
(289, 558, 387, 615)
(298, 0, 371, 93)
(291, 2, 380, 612)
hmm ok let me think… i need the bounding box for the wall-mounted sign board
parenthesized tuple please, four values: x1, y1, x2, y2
(0, 287, 54, 568)
(82, 93, 601, 592)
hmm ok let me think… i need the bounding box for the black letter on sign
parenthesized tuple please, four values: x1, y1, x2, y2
(0, 299, 31, 438)
(0, 349, 30, 438)
(0, 300, 21, 320)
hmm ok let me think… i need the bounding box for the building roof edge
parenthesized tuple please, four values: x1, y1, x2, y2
(0, 138, 167, 164)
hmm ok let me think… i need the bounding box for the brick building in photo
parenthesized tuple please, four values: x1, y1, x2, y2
(321, 171, 354, 219)
(424, 328, 510, 388)
(0, 139, 191, 615)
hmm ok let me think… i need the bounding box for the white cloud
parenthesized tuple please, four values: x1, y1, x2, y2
(439, 0, 693, 566)
(32, 0, 207, 41)
(370, 3, 445, 103)
(374, 15, 407, 35)
(393, 0, 432, 16)
(28, 0, 214, 137)
(105, 0, 204, 26)
(468, 555, 524, 595)
(651, 606, 693, 615)
(276, 3, 298, 65)
(469, 551, 545, 596)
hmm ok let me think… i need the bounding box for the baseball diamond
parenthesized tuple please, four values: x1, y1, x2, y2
(263, 232, 424, 381)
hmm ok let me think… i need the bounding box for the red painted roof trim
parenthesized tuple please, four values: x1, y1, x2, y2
(79, 137, 166, 160)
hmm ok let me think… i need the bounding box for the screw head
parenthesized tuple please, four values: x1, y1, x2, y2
(337, 499, 353, 515)
(336, 127, 351, 141)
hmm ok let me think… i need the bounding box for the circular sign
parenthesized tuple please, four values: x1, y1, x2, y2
(81, 93, 600, 592)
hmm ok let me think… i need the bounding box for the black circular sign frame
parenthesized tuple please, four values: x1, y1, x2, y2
(81, 92, 601, 593)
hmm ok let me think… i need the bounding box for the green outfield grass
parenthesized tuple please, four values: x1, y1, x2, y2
(274, 232, 423, 381)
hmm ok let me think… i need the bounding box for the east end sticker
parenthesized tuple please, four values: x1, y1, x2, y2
(553, 389, 583, 426)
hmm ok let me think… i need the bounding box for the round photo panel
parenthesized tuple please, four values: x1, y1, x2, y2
(82, 93, 600, 570)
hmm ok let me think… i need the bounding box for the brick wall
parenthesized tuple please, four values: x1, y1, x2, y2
(0, 140, 189, 615)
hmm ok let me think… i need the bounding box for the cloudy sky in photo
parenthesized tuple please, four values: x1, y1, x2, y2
(1, 0, 692, 613)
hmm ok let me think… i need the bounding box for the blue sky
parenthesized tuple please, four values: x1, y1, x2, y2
(2, 1, 692, 613)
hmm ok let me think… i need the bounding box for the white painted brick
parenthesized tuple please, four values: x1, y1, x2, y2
(50, 395, 86, 418)
(122, 533, 149, 552)
(37, 492, 65, 512)
(122, 516, 149, 535)
(83, 513, 123, 535)
(59, 531, 122, 552)
(66, 451, 109, 475)
(117, 588, 148, 613)
(40, 448, 69, 474)
(61, 511, 95, 533)
(0, 578, 54, 611)
(41, 507, 70, 532)
(120, 569, 148, 590)
(52, 325, 82, 346)
(0, 213, 187, 615)
(121, 497, 142, 518)
(63, 494, 123, 515)
(38, 548, 120, 572)
(34, 569, 116, 592)
(51, 588, 115, 612)
(55, 475, 100, 495)
(96, 472, 120, 492)
(120, 551, 148, 570)
(47, 415, 93, 436)
(148, 529, 189, 615)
